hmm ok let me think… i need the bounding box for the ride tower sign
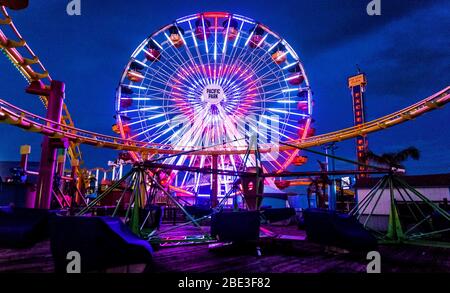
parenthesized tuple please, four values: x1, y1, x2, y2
(348, 73, 368, 178)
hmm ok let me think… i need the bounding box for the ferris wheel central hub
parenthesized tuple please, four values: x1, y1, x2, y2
(201, 84, 225, 105)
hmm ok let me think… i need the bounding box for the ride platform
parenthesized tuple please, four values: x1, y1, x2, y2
(1, 223, 449, 273)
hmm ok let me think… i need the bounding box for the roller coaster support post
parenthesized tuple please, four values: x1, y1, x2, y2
(211, 154, 219, 208)
(27, 80, 66, 209)
(324, 143, 338, 210)
(56, 151, 66, 188)
(69, 159, 79, 214)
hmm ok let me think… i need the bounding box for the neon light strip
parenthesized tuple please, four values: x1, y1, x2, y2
(187, 20, 198, 47)
(141, 48, 157, 60)
(149, 122, 180, 142)
(125, 84, 147, 90)
(233, 15, 255, 24)
(285, 43, 299, 59)
(244, 116, 292, 140)
(127, 71, 144, 78)
(176, 15, 199, 24)
(201, 16, 208, 53)
(244, 26, 256, 46)
(118, 106, 160, 114)
(260, 115, 299, 129)
(284, 74, 302, 81)
(222, 16, 231, 54)
(152, 39, 163, 50)
(127, 113, 166, 126)
(164, 32, 174, 46)
(268, 108, 308, 117)
(119, 97, 150, 101)
(130, 38, 149, 59)
(281, 88, 298, 93)
(273, 100, 297, 104)
(257, 34, 268, 47)
(175, 24, 188, 48)
(282, 62, 298, 70)
(214, 17, 218, 61)
(267, 40, 281, 53)
(233, 21, 245, 47)
(128, 115, 168, 138)
(132, 59, 148, 68)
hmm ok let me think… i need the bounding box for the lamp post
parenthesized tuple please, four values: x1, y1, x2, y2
(19, 144, 31, 170)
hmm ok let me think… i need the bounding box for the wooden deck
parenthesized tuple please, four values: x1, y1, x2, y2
(1, 224, 449, 273)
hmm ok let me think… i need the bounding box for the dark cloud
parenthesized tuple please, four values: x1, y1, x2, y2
(289, 0, 444, 53)
(365, 3, 450, 99)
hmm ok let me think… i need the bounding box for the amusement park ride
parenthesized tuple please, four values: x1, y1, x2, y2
(0, 2, 449, 253)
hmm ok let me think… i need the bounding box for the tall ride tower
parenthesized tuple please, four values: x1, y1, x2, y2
(348, 72, 368, 178)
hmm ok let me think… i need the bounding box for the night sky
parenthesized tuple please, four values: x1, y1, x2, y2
(0, 0, 448, 175)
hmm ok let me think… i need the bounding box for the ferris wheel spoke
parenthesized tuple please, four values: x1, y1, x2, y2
(231, 60, 285, 95)
(155, 116, 196, 146)
(260, 114, 300, 131)
(246, 50, 276, 76)
(135, 82, 182, 96)
(213, 17, 219, 68)
(143, 39, 206, 91)
(128, 121, 166, 140)
(220, 62, 269, 98)
(223, 48, 253, 79)
(201, 16, 212, 71)
(218, 21, 248, 83)
(163, 36, 208, 87)
(144, 111, 199, 144)
(128, 110, 192, 140)
(262, 151, 284, 169)
(217, 16, 231, 81)
(118, 105, 177, 115)
(138, 65, 203, 96)
(227, 38, 269, 77)
(140, 48, 184, 83)
(180, 157, 194, 188)
(257, 77, 288, 91)
(136, 58, 176, 84)
(131, 67, 170, 88)
(170, 108, 210, 148)
(148, 110, 200, 144)
(218, 113, 246, 144)
(267, 108, 308, 118)
(245, 54, 291, 86)
(186, 20, 212, 85)
(244, 115, 294, 141)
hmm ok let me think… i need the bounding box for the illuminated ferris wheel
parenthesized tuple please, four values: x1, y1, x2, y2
(115, 12, 314, 196)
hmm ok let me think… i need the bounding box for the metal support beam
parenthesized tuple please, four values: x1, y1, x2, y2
(211, 154, 218, 208)
(34, 80, 65, 209)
